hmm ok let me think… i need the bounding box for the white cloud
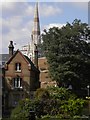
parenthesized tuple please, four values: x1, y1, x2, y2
(2, 28, 30, 53)
(1, 2, 32, 18)
(43, 23, 65, 31)
(25, 5, 34, 16)
(0, 2, 34, 53)
(1, 2, 62, 18)
(40, 4, 62, 17)
(2, 16, 23, 30)
(0, 2, 64, 53)
(1, 18, 33, 53)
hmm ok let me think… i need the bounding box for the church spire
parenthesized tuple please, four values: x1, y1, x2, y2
(32, 2, 40, 45)
(20, 2, 41, 60)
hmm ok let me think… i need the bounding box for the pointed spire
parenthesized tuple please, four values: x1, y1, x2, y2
(32, 2, 40, 45)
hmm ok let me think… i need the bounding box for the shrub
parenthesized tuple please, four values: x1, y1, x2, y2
(61, 98, 86, 117)
(10, 87, 86, 119)
(47, 86, 76, 100)
(11, 98, 44, 119)
(35, 88, 50, 100)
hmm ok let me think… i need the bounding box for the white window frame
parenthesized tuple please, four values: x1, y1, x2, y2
(14, 77, 22, 88)
(15, 63, 21, 71)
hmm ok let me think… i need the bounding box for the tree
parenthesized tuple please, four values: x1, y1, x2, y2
(47, 86, 76, 100)
(42, 19, 90, 94)
(10, 87, 86, 119)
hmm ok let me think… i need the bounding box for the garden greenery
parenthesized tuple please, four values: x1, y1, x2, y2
(11, 87, 86, 119)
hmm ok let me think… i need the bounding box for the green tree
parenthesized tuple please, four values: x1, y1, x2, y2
(47, 86, 76, 100)
(42, 19, 90, 94)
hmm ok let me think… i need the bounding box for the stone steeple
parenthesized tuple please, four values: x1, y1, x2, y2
(31, 2, 41, 60)
(32, 2, 40, 45)
(20, 2, 41, 60)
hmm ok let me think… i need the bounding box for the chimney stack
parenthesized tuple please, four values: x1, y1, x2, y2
(8, 41, 14, 58)
(34, 44, 38, 69)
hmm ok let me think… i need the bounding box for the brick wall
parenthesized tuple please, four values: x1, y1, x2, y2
(38, 57, 57, 88)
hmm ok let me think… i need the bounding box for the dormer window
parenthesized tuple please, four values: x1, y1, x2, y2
(15, 63, 21, 71)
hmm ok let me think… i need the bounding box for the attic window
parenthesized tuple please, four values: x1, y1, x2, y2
(15, 63, 21, 71)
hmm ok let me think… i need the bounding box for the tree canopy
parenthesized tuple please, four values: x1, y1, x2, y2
(42, 19, 90, 94)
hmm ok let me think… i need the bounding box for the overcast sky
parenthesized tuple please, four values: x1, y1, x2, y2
(0, 1, 89, 54)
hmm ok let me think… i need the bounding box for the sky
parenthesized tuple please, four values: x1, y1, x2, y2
(0, 0, 89, 54)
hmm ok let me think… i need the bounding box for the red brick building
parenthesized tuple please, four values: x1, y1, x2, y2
(2, 41, 40, 112)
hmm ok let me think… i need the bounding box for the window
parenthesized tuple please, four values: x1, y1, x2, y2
(14, 77, 22, 88)
(15, 63, 21, 71)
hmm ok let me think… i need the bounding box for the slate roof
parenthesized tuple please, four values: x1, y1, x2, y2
(0, 54, 9, 68)
(0, 54, 9, 64)
(0, 51, 15, 65)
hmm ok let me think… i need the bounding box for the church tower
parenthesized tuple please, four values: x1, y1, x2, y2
(31, 2, 41, 60)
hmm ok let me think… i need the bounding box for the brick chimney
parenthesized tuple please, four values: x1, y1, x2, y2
(8, 41, 14, 58)
(34, 44, 38, 69)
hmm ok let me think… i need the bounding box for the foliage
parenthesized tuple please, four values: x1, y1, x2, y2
(11, 98, 30, 119)
(42, 19, 90, 94)
(47, 86, 76, 100)
(34, 87, 77, 116)
(10, 87, 86, 119)
(47, 87, 86, 117)
(11, 98, 44, 119)
(61, 98, 86, 117)
(35, 88, 50, 100)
